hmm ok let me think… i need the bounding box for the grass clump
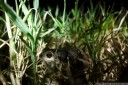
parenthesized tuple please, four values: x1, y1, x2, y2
(0, 0, 128, 85)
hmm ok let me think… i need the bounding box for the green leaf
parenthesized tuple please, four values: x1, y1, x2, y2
(40, 28, 56, 37)
(23, 8, 34, 22)
(14, 0, 18, 13)
(21, 0, 29, 14)
(19, 36, 36, 82)
(33, 0, 39, 10)
(0, 1, 30, 35)
(0, 1, 35, 45)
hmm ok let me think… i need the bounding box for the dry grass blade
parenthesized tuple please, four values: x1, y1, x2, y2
(0, 71, 7, 85)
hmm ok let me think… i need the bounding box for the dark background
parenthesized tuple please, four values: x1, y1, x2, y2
(39, 0, 128, 10)
(7, 0, 128, 12)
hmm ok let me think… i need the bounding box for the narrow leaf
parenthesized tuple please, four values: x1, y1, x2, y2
(33, 0, 39, 10)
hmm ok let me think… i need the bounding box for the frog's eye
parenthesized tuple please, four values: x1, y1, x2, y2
(44, 51, 54, 62)
(46, 51, 53, 58)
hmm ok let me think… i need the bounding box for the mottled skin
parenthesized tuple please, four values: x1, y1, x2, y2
(43, 46, 91, 85)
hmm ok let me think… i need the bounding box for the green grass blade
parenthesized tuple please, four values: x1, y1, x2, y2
(5, 12, 12, 38)
(40, 28, 56, 37)
(19, 36, 36, 84)
(33, 0, 39, 10)
(62, 0, 66, 25)
(0, 1, 30, 35)
(14, 0, 18, 14)
(0, 1, 35, 49)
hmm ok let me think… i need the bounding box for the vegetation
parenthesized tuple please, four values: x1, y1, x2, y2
(0, 0, 128, 85)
